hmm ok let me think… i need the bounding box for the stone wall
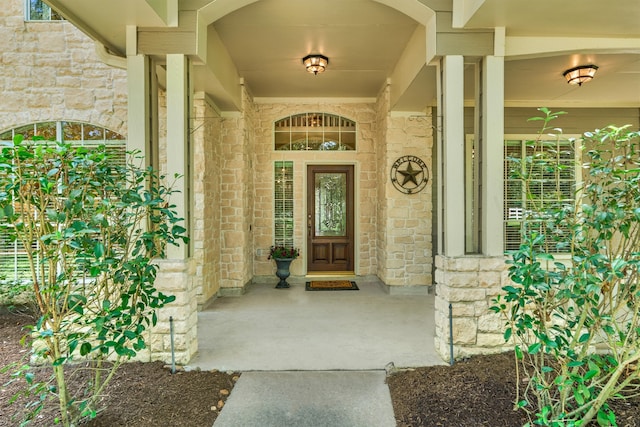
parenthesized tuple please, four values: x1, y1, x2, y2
(375, 87, 433, 291)
(191, 96, 222, 305)
(0, 2, 127, 135)
(149, 259, 198, 364)
(217, 87, 256, 293)
(386, 122, 433, 288)
(434, 255, 512, 360)
(252, 101, 378, 279)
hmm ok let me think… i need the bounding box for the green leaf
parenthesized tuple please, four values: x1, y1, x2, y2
(584, 369, 599, 381)
(504, 327, 512, 341)
(515, 346, 523, 360)
(94, 242, 105, 258)
(502, 285, 519, 294)
(80, 342, 92, 356)
(578, 333, 590, 343)
(39, 329, 53, 338)
(528, 342, 542, 355)
(3, 205, 14, 218)
(596, 409, 614, 426)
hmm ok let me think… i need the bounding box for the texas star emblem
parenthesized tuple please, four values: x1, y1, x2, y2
(390, 155, 429, 194)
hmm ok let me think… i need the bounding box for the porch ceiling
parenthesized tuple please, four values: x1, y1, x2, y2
(47, 0, 640, 112)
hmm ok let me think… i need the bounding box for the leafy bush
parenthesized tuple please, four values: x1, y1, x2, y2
(0, 135, 187, 426)
(492, 109, 640, 426)
(0, 279, 34, 307)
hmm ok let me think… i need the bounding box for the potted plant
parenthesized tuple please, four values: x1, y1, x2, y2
(268, 245, 300, 288)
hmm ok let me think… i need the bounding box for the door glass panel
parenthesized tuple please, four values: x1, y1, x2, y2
(315, 172, 346, 236)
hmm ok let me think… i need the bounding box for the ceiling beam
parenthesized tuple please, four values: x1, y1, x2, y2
(199, 26, 242, 111)
(451, 0, 485, 28)
(145, 0, 179, 27)
(506, 36, 640, 59)
(390, 26, 428, 109)
(138, 11, 198, 55)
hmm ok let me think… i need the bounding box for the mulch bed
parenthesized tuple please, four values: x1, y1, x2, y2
(388, 352, 528, 427)
(2, 310, 639, 426)
(0, 311, 238, 427)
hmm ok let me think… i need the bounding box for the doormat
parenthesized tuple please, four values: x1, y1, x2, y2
(305, 281, 359, 291)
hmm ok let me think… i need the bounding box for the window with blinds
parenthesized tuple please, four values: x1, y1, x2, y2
(25, 0, 64, 21)
(0, 121, 126, 282)
(504, 136, 579, 253)
(274, 161, 294, 248)
(274, 113, 356, 151)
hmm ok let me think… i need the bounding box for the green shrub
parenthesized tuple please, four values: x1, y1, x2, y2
(0, 135, 187, 426)
(492, 109, 640, 426)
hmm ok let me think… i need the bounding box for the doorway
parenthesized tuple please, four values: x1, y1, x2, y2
(306, 165, 354, 273)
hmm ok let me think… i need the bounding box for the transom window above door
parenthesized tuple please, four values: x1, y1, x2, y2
(274, 113, 356, 151)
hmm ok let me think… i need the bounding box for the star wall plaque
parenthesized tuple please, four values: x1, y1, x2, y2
(390, 155, 429, 194)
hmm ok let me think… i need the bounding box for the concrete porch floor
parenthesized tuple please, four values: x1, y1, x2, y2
(186, 276, 445, 371)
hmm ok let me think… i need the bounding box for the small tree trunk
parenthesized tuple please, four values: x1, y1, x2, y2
(52, 345, 71, 426)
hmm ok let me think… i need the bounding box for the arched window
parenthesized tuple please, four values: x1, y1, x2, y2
(0, 121, 126, 282)
(274, 113, 356, 151)
(0, 121, 126, 165)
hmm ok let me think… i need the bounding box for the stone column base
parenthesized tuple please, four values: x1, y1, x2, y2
(434, 255, 512, 361)
(148, 258, 198, 365)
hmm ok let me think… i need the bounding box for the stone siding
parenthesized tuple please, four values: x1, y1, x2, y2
(217, 88, 255, 292)
(375, 87, 433, 290)
(191, 96, 222, 304)
(434, 255, 512, 360)
(252, 101, 379, 279)
(149, 259, 198, 364)
(0, 2, 127, 135)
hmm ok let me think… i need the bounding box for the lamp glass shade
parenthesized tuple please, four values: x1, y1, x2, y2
(563, 65, 598, 86)
(303, 54, 329, 74)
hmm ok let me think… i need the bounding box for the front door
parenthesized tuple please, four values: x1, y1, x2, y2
(307, 165, 354, 273)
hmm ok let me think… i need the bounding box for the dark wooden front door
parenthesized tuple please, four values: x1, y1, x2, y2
(307, 165, 354, 273)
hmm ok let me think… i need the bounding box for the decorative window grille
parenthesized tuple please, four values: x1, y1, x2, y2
(25, 0, 63, 21)
(274, 161, 294, 248)
(0, 122, 126, 282)
(504, 136, 579, 253)
(274, 113, 356, 151)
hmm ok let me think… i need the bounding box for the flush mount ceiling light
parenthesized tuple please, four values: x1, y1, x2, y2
(563, 65, 599, 86)
(302, 54, 329, 75)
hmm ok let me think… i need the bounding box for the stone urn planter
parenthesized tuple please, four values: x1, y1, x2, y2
(274, 258, 294, 288)
(268, 246, 300, 289)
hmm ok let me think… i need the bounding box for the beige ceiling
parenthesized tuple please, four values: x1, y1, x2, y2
(47, 0, 640, 112)
(213, 0, 419, 101)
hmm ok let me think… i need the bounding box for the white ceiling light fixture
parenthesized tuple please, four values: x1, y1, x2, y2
(303, 54, 329, 75)
(563, 65, 599, 86)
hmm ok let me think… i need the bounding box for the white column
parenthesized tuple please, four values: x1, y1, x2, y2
(166, 54, 189, 260)
(442, 55, 465, 256)
(481, 55, 505, 256)
(126, 54, 151, 166)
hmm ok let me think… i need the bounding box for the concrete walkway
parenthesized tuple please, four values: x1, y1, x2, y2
(186, 277, 442, 427)
(213, 371, 396, 427)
